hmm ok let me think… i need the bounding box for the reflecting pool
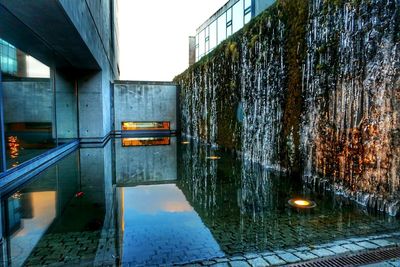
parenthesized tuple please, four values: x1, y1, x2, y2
(0, 137, 399, 266)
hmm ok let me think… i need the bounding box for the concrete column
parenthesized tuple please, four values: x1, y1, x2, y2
(78, 70, 112, 143)
(189, 36, 196, 66)
(54, 69, 78, 141)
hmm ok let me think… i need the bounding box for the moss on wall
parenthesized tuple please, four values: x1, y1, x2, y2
(174, 0, 400, 211)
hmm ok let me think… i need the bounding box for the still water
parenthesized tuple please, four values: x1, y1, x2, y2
(1, 137, 399, 266)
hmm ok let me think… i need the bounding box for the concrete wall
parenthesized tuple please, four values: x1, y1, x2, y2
(189, 36, 196, 66)
(113, 81, 178, 132)
(2, 79, 52, 124)
(2, 75, 78, 140)
(59, 0, 119, 142)
(114, 138, 177, 186)
(54, 70, 78, 140)
(0, 1, 119, 142)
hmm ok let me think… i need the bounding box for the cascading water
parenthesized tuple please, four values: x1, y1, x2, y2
(302, 0, 400, 214)
(174, 0, 399, 215)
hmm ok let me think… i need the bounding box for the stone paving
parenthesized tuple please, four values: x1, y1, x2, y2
(177, 231, 400, 267)
(23, 231, 102, 266)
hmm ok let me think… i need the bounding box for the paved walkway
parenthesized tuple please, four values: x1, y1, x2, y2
(178, 232, 400, 267)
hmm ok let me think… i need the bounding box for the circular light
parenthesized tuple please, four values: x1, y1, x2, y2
(206, 156, 221, 160)
(288, 198, 316, 209)
(181, 141, 190, 144)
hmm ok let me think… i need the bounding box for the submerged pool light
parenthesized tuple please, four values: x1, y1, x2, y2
(181, 141, 190, 144)
(206, 156, 221, 160)
(288, 198, 316, 209)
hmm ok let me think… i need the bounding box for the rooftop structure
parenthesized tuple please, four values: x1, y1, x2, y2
(194, 0, 275, 61)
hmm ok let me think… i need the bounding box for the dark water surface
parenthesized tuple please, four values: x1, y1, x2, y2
(1, 137, 399, 266)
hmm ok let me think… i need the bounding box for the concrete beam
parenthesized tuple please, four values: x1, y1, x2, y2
(0, 0, 99, 70)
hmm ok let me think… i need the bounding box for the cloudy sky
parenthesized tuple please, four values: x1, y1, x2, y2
(118, 0, 227, 81)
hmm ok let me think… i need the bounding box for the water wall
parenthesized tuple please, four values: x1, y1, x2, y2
(174, 0, 400, 214)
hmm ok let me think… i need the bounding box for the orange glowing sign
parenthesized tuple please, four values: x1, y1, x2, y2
(122, 122, 170, 131)
(122, 137, 170, 147)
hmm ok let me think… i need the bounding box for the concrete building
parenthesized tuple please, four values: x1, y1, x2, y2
(0, 0, 119, 142)
(0, 1, 178, 177)
(195, 0, 275, 61)
(0, 0, 120, 172)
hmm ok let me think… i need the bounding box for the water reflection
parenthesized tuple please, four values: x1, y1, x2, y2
(9, 192, 56, 267)
(117, 184, 223, 265)
(2, 150, 83, 266)
(122, 137, 170, 147)
(115, 138, 177, 186)
(0, 138, 399, 266)
(178, 142, 400, 254)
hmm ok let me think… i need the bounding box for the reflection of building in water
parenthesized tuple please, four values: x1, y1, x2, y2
(116, 184, 224, 265)
(7, 192, 22, 236)
(8, 191, 56, 267)
(115, 138, 177, 186)
(122, 137, 170, 147)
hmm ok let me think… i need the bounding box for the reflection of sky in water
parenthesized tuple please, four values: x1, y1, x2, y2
(119, 184, 224, 265)
(10, 192, 56, 267)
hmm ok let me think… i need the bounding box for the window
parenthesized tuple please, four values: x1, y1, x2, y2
(121, 122, 170, 131)
(199, 30, 205, 58)
(0, 38, 78, 171)
(232, 0, 244, 34)
(226, 8, 232, 37)
(209, 20, 217, 51)
(244, 0, 252, 24)
(217, 14, 226, 44)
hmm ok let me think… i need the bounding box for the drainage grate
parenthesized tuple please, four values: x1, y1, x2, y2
(288, 246, 400, 267)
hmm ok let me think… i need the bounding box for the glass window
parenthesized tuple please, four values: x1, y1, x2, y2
(0, 38, 78, 170)
(226, 7, 232, 22)
(209, 20, 217, 51)
(244, 13, 251, 24)
(232, 0, 244, 34)
(217, 14, 226, 44)
(199, 30, 205, 58)
(226, 8, 232, 37)
(244, 0, 252, 24)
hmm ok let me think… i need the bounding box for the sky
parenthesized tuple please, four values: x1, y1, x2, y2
(118, 0, 227, 81)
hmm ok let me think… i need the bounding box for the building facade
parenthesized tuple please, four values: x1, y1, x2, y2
(0, 0, 119, 172)
(195, 0, 275, 61)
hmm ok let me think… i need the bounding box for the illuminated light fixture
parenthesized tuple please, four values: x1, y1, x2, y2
(122, 121, 170, 131)
(206, 156, 221, 160)
(288, 198, 316, 209)
(181, 141, 190, 144)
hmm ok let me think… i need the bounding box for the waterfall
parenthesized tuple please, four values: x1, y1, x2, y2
(174, 0, 399, 215)
(302, 0, 400, 213)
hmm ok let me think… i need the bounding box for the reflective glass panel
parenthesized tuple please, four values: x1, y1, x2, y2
(0, 39, 54, 169)
(232, 0, 244, 34)
(209, 21, 217, 51)
(199, 30, 205, 58)
(217, 14, 226, 44)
